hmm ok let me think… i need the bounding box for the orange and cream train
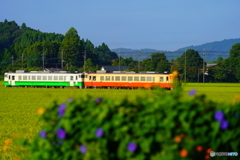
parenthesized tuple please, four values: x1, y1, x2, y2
(83, 72, 177, 89)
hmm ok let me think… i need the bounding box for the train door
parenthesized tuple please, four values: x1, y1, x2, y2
(166, 75, 170, 88)
(89, 75, 93, 87)
(70, 75, 74, 86)
(74, 75, 78, 86)
(11, 75, 15, 86)
(7, 74, 11, 85)
(88, 75, 96, 87)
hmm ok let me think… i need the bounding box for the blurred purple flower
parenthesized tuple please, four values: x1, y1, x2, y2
(40, 130, 46, 138)
(188, 89, 197, 96)
(214, 110, 224, 121)
(128, 142, 137, 152)
(95, 98, 102, 103)
(58, 103, 66, 117)
(67, 98, 73, 102)
(96, 128, 104, 138)
(220, 120, 229, 129)
(80, 145, 87, 154)
(57, 128, 66, 139)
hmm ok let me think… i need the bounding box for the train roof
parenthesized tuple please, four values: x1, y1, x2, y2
(4, 71, 81, 74)
(86, 73, 171, 75)
(4, 70, 171, 75)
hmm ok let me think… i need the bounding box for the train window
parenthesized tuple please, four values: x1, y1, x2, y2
(70, 76, 73, 80)
(32, 76, 36, 80)
(105, 76, 110, 81)
(160, 77, 164, 82)
(76, 76, 77, 80)
(43, 76, 47, 80)
(85, 75, 88, 78)
(80, 75, 82, 78)
(122, 76, 126, 81)
(23, 76, 27, 80)
(4, 74, 7, 78)
(37, 76, 41, 80)
(140, 77, 145, 81)
(115, 76, 120, 81)
(9, 76, 10, 79)
(48, 76, 52, 80)
(166, 76, 169, 81)
(28, 76, 30, 80)
(54, 76, 58, 80)
(59, 76, 63, 80)
(100, 76, 104, 81)
(19, 76, 22, 80)
(134, 77, 139, 81)
(128, 76, 133, 81)
(147, 77, 152, 81)
(12, 76, 15, 80)
(153, 77, 155, 81)
(64, 76, 66, 81)
(93, 76, 96, 81)
(112, 76, 114, 81)
(89, 76, 91, 80)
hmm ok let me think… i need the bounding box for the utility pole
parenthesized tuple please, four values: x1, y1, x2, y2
(203, 49, 205, 83)
(184, 50, 186, 82)
(42, 53, 44, 70)
(118, 50, 121, 71)
(61, 51, 64, 70)
(138, 51, 141, 73)
(83, 50, 87, 72)
(198, 68, 199, 83)
(11, 55, 14, 69)
(22, 53, 24, 68)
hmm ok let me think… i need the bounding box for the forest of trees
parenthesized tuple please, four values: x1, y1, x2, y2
(1, 20, 240, 82)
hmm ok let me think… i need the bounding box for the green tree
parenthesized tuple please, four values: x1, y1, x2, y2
(59, 27, 83, 69)
(140, 53, 170, 73)
(80, 58, 97, 72)
(141, 58, 154, 71)
(24, 41, 61, 69)
(21, 23, 27, 30)
(172, 49, 203, 82)
(83, 39, 99, 65)
(223, 43, 240, 81)
(0, 48, 12, 71)
(96, 43, 118, 65)
(42, 41, 61, 68)
(230, 43, 240, 58)
(25, 42, 42, 68)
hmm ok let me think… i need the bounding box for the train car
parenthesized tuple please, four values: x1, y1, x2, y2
(84, 72, 175, 89)
(4, 70, 84, 88)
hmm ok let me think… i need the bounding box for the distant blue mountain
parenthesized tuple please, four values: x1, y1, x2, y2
(111, 38, 240, 62)
(111, 48, 170, 61)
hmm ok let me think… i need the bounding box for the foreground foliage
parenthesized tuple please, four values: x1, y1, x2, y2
(22, 87, 240, 160)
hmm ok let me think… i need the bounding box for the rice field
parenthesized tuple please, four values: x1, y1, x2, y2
(0, 82, 240, 159)
(182, 83, 240, 104)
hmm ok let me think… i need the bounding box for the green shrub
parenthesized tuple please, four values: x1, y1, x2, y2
(22, 87, 240, 160)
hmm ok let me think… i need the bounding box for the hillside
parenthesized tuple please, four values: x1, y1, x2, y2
(0, 20, 118, 74)
(112, 38, 240, 62)
(177, 38, 240, 62)
(177, 38, 240, 52)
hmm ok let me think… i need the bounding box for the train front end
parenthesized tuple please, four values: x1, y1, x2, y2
(4, 73, 11, 87)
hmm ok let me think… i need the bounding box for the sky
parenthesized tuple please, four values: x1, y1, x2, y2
(1, 1, 240, 51)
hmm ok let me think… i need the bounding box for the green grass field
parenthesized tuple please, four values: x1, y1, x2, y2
(0, 82, 240, 159)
